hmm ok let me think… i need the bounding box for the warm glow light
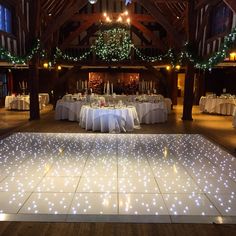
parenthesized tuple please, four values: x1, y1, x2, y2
(106, 17, 111, 22)
(229, 52, 236, 61)
(57, 65, 62, 70)
(166, 65, 171, 71)
(43, 62, 49, 69)
(175, 65, 181, 70)
(117, 16, 122, 22)
(102, 10, 130, 25)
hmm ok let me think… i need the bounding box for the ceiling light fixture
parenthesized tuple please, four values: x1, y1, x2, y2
(88, 0, 98, 4)
(102, 11, 130, 25)
(88, 0, 131, 6)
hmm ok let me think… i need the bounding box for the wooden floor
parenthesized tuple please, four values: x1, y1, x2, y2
(0, 222, 236, 236)
(0, 105, 236, 235)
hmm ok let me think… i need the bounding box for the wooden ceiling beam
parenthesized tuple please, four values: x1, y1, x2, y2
(157, 3, 176, 22)
(41, 0, 88, 44)
(49, 0, 65, 15)
(151, 0, 187, 2)
(71, 13, 156, 22)
(79, 24, 102, 45)
(131, 26, 151, 45)
(137, 0, 183, 47)
(224, 0, 236, 13)
(60, 19, 97, 50)
(166, 2, 181, 17)
(195, 0, 219, 9)
(53, 1, 69, 16)
(132, 20, 167, 51)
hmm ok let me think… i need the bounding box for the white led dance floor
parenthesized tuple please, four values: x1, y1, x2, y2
(0, 133, 236, 223)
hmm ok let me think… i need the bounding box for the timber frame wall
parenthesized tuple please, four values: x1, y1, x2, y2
(195, 0, 236, 58)
(0, 0, 29, 57)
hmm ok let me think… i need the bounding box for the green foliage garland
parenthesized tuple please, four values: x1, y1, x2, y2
(92, 27, 132, 62)
(0, 39, 42, 64)
(0, 27, 236, 70)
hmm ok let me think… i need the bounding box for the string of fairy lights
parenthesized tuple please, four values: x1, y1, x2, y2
(0, 26, 236, 70)
(0, 39, 42, 64)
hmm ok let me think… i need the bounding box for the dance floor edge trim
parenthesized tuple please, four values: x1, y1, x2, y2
(1, 213, 236, 224)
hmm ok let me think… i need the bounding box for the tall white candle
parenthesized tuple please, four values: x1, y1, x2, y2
(76, 81, 79, 90)
(104, 83, 106, 94)
(107, 81, 110, 95)
(111, 83, 113, 94)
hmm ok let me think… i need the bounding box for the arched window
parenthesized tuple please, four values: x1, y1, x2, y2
(210, 2, 232, 37)
(0, 4, 12, 33)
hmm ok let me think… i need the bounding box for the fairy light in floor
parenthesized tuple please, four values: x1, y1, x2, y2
(0, 133, 235, 221)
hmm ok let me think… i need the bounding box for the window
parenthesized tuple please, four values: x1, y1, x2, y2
(0, 4, 12, 33)
(0, 73, 8, 98)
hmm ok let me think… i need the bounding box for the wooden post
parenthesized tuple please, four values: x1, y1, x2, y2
(170, 70, 178, 105)
(28, 0, 40, 120)
(182, 0, 196, 121)
(52, 69, 59, 109)
(182, 63, 195, 120)
(29, 57, 40, 120)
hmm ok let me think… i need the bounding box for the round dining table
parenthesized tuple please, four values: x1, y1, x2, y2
(5, 95, 43, 110)
(133, 101, 168, 124)
(200, 96, 236, 115)
(55, 100, 85, 121)
(79, 105, 140, 133)
(233, 107, 236, 128)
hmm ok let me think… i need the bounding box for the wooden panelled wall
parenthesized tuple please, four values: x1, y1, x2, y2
(195, 1, 236, 58)
(0, 0, 29, 56)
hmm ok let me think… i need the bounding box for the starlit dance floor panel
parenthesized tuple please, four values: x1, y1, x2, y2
(0, 133, 236, 223)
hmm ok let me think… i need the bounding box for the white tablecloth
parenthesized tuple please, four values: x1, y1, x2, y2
(5, 95, 42, 110)
(233, 107, 236, 128)
(55, 100, 85, 121)
(103, 95, 129, 103)
(103, 95, 172, 114)
(200, 97, 236, 115)
(133, 102, 168, 124)
(80, 105, 140, 133)
(39, 93, 50, 105)
(164, 98, 172, 114)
